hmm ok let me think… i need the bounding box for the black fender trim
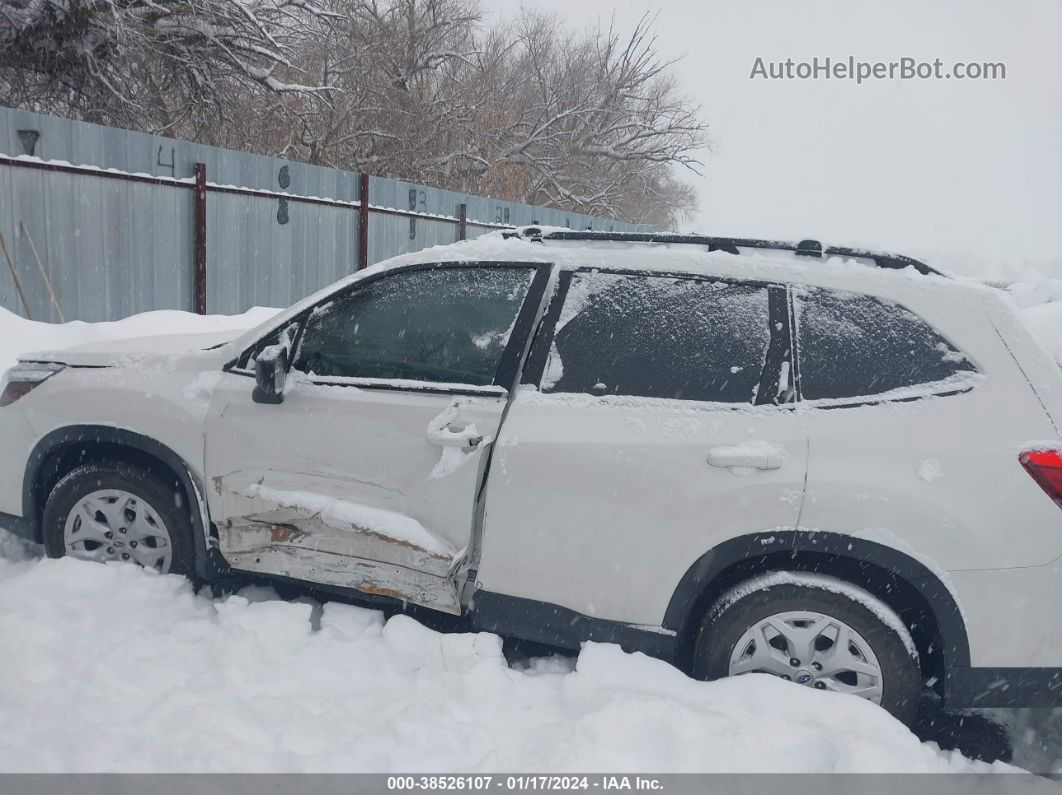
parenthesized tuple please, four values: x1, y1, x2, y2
(470, 591, 679, 660)
(662, 531, 972, 675)
(22, 426, 223, 580)
(0, 510, 36, 541)
(945, 667, 1062, 708)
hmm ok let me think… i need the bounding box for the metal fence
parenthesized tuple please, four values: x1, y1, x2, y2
(0, 106, 654, 322)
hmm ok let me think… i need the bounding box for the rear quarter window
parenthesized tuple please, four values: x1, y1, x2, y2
(793, 287, 978, 402)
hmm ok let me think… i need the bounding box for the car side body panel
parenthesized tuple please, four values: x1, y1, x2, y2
(479, 394, 810, 626)
(948, 562, 1062, 668)
(0, 408, 38, 520)
(205, 376, 510, 613)
(8, 350, 227, 525)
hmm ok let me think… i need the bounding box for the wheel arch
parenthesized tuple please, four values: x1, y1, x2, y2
(663, 531, 970, 698)
(22, 425, 221, 579)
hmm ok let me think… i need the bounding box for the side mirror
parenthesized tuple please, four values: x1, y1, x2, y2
(252, 344, 289, 404)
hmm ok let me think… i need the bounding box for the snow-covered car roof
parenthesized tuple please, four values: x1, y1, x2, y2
(512, 227, 944, 274)
(227, 226, 1001, 354)
(365, 226, 962, 284)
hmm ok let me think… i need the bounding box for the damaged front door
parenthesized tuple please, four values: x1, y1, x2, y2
(204, 262, 550, 613)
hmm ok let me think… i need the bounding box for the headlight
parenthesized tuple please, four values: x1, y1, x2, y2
(0, 362, 65, 407)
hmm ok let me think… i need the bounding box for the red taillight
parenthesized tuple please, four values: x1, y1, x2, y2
(1020, 450, 1062, 507)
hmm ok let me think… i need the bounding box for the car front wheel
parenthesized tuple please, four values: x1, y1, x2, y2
(692, 572, 922, 725)
(42, 462, 195, 576)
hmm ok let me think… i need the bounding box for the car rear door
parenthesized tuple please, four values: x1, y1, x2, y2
(475, 267, 810, 628)
(204, 262, 551, 613)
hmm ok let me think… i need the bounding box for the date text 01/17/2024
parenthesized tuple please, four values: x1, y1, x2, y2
(386, 776, 664, 791)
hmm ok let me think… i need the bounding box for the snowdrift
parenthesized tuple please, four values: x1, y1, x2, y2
(0, 554, 1006, 773)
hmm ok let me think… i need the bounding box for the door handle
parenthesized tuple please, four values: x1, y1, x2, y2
(425, 423, 484, 450)
(707, 444, 787, 471)
(426, 402, 488, 451)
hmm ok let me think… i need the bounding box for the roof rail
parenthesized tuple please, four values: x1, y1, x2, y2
(504, 228, 942, 276)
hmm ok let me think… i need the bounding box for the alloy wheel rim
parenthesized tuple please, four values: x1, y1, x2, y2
(728, 609, 884, 703)
(63, 489, 173, 573)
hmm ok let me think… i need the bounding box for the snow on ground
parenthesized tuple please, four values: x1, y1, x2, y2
(0, 554, 1005, 773)
(2, 271, 1061, 773)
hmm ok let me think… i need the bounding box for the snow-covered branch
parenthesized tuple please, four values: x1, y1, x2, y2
(0, 0, 708, 226)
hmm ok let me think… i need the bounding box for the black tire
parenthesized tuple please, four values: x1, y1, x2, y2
(42, 461, 196, 577)
(692, 575, 922, 726)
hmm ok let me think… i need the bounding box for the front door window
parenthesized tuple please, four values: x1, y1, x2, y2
(293, 266, 537, 387)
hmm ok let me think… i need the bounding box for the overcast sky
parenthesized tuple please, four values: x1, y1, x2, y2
(493, 0, 1062, 274)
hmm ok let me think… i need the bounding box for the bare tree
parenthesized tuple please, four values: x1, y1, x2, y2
(0, 0, 707, 226)
(0, 0, 338, 127)
(485, 12, 706, 225)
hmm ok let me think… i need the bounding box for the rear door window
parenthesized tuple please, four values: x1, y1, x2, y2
(540, 271, 772, 404)
(793, 287, 977, 401)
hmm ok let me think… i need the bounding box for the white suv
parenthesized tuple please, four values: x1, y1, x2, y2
(3, 228, 1061, 725)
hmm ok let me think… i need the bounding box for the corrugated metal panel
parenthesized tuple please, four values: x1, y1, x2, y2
(0, 105, 362, 196)
(366, 213, 459, 267)
(0, 165, 192, 322)
(367, 176, 464, 266)
(0, 106, 657, 321)
(207, 191, 357, 314)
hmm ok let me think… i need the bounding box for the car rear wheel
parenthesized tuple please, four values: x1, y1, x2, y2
(42, 462, 195, 576)
(692, 572, 922, 725)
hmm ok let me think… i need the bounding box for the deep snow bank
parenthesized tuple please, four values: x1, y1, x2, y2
(0, 554, 1004, 773)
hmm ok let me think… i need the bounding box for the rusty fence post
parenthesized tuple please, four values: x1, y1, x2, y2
(458, 203, 467, 241)
(358, 173, 369, 270)
(193, 162, 207, 314)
